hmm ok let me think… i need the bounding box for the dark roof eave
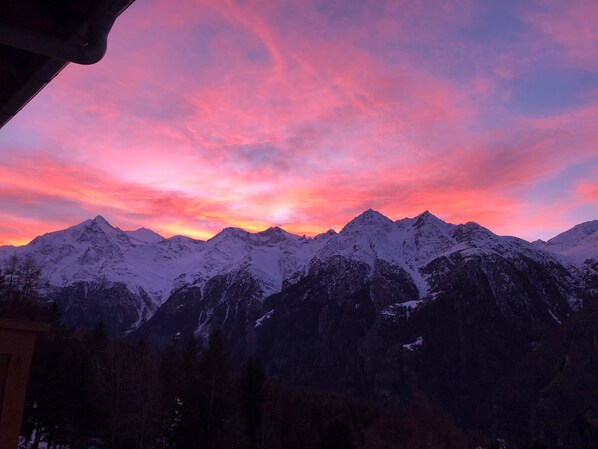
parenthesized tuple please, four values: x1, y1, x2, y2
(0, 57, 68, 129)
(0, 0, 135, 130)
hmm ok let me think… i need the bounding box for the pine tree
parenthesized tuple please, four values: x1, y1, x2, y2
(172, 335, 202, 449)
(197, 330, 231, 449)
(0, 253, 46, 319)
(240, 356, 267, 449)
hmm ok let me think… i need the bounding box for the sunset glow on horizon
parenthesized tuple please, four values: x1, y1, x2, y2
(1, 0, 597, 246)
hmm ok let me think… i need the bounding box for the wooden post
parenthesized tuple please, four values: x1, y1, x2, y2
(0, 319, 49, 449)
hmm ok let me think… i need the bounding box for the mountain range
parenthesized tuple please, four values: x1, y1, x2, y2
(1, 210, 597, 446)
(1, 210, 594, 333)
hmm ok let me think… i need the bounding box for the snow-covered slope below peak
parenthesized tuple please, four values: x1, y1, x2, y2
(341, 209, 394, 233)
(126, 227, 165, 244)
(314, 211, 455, 296)
(24, 216, 131, 264)
(563, 232, 598, 264)
(184, 225, 327, 296)
(535, 220, 598, 264)
(28, 216, 128, 249)
(1, 211, 591, 312)
(0, 217, 198, 307)
(256, 226, 299, 244)
(314, 210, 552, 269)
(548, 220, 598, 246)
(395, 211, 456, 265)
(316, 210, 396, 265)
(449, 222, 537, 259)
(161, 235, 204, 253)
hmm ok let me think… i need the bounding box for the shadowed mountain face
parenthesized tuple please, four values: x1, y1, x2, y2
(476, 304, 598, 447)
(1, 211, 596, 445)
(252, 248, 584, 423)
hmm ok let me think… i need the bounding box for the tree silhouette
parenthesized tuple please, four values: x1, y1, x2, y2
(0, 253, 48, 320)
(198, 330, 231, 448)
(240, 356, 267, 449)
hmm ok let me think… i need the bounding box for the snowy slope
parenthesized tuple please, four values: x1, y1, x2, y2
(533, 220, 598, 265)
(0, 216, 204, 310)
(1, 211, 593, 325)
(125, 227, 165, 244)
(183, 226, 327, 297)
(312, 210, 563, 297)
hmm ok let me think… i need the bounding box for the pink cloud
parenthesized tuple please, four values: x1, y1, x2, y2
(0, 0, 596, 245)
(577, 183, 598, 202)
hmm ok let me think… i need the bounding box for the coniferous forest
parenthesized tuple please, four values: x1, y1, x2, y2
(1, 315, 486, 449)
(17, 319, 485, 449)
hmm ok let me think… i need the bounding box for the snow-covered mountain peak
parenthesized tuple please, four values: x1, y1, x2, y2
(92, 215, 110, 225)
(341, 209, 393, 234)
(452, 221, 495, 243)
(315, 229, 337, 240)
(158, 235, 204, 256)
(209, 227, 252, 242)
(80, 216, 131, 246)
(256, 226, 296, 244)
(411, 210, 449, 230)
(26, 215, 128, 250)
(315, 210, 399, 271)
(395, 211, 452, 242)
(77, 215, 115, 231)
(164, 234, 203, 246)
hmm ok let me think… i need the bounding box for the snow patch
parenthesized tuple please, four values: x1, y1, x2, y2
(537, 220, 598, 265)
(401, 300, 423, 309)
(548, 309, 562, 325)
(255, 310, 274, 328)
(403, 336, 423, 351)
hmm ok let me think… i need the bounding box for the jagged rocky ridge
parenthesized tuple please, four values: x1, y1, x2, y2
(1, 211, 593, 334)
(1, 210, 597, 443)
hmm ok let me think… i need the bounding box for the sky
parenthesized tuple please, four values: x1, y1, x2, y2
(0, 0, 597, 245)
